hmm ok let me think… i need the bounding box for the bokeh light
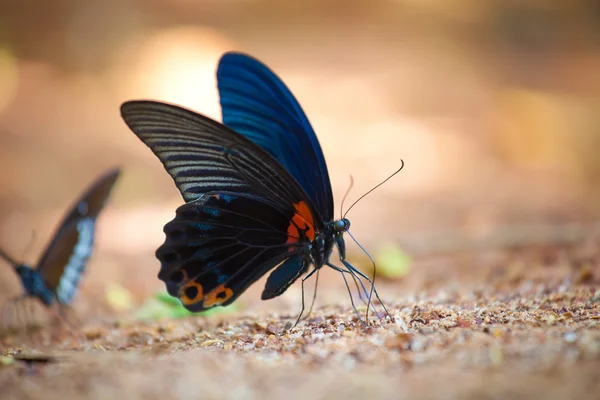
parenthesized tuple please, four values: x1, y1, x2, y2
(113, 26, 236, 118)
(0, 47, 19, 116)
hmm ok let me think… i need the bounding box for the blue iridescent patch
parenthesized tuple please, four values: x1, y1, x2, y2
(203, 207, 220, 217)
(193, 223, 213, 231)
(192, 250, 210, 261)
(221, 194, 235, 203)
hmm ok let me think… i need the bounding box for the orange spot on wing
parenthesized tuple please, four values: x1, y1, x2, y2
(179, 279, 204, 305)
(286, 201, 316, 250)
(203, 284, 233, 308)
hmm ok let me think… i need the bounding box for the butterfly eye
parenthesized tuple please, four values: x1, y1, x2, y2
(331, 220, 344, 232)
(343, 218, 351, 230)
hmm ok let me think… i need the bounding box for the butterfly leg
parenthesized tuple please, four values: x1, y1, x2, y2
(302, 269, 320, 321)
(330, 260, 380, 322)
(0, 294, 40, 336)
(335, 235, 391, 323)
(292, 267, 320, 328)
(325, 262, 368, 325)
(339, 264, 375, 310)
(58, 304, 81, 327)
(13, 295, 29, 331)
(22, 299, 49, 346)
(39, 304, 82, 344)
(348, 271, 370, 306)
(0, 296, 21, 335)
(339, 258, 392, 322)
(21, 297, 38, 333)
(52, 304, 84, 340)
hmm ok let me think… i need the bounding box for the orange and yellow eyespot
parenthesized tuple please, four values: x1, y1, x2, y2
(203, 284, 233, 308)
(179, 279, 204, 305)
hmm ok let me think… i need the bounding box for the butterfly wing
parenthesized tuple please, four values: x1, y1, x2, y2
(35, 168, 121, 304)
(217, 52, 334, 221)
(120, 100, 321, 311)
(157, 193, 312, 311)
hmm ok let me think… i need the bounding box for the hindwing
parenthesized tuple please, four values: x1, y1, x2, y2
(157, 192, 315, 311)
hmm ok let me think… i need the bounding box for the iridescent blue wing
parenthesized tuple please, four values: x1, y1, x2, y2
(217, 52, 334, 221)
(35, 168, 120, 304)
(121, 100, 321, 311)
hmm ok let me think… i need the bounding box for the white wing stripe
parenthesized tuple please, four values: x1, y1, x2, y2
(56, 217, 95, 303)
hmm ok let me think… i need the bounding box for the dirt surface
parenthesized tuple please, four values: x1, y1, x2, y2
(2, 246, 600, 400)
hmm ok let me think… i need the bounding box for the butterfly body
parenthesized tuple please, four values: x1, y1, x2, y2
(14, 266, 54, 306)
(121, 52, 387, 319)
(0, 168, 121, 308)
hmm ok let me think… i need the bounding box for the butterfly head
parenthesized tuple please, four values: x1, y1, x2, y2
(14, 264, 33, 280)
(13, 264, 54, 305)
(0, 249, 35, 290)
(330, 218, 350, 234)
(14, 263, 36, 292)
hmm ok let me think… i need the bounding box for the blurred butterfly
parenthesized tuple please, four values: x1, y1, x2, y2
(0, 168, 121, 316)
(121, 52, 395, 324)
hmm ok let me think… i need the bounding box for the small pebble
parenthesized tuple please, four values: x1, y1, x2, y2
(564, 332, 577, 343)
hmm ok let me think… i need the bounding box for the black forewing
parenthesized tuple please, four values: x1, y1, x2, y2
(121, 101, 320, 215)
(36, 168, 121, 304)
(120, 101, 321, 311)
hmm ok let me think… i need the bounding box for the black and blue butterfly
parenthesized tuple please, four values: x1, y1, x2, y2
(0, 168, 120, 317)
(120, 52, 394, 324)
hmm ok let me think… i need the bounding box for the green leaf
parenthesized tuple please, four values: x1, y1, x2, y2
(374, 243, 412, 279)
(135, 298, 191, 321)
(104, 282, 135, 312)
(0, 356, 14, 366)
(135, 291, 240, 320)
(201, 303, 239, 317)
(155, 291, 182, 307)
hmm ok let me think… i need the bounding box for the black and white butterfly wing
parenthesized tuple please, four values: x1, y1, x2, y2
(121, 101, 321, 311)
(35, 168, 120, 304)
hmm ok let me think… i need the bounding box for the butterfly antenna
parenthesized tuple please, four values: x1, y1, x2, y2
(343, 160, 405, 219)
(339, 175, 354, 219)
(0, 248, 18, 268)
(21, 230, 36, 263)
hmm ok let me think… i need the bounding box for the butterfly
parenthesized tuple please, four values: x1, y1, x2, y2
(0, 168, 121, 316)
(120, 52, 392, 324)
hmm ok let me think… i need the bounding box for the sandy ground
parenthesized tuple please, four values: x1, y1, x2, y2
(1, 4, 600, 399)
(1, 244, 600, 400)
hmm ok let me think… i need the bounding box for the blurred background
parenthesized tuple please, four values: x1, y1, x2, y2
(0, 0, 599, 321)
